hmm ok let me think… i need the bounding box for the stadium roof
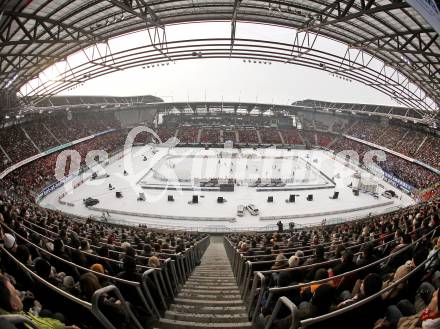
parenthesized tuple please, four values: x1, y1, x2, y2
(1, 0, 439, 119)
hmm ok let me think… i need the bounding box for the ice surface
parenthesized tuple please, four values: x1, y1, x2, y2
(41, 146, 415, 231)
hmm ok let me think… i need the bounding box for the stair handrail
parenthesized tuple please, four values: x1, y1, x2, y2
(248, 272, 267, 323)
(19, 218, 200, 287)
(265, 247, 435, 329)
(263, 226, 437, 312)
(299, 247, 437, 328)
(1, 222, 158, 318)
(234, 225, 421, 300)
(91, 285, 143, 329)
(142, 269, 165, 315)
(264, 296, 297, 329)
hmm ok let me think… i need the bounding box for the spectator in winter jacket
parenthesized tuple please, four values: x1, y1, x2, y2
(0, 274, 80, 329)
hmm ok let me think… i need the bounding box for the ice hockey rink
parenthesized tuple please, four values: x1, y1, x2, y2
(40, 145, 415, 231)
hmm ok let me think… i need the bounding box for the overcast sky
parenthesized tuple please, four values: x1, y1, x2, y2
(58, 22, 401, 107)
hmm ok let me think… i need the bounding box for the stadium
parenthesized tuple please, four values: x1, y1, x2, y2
(0, 1, 440, 329)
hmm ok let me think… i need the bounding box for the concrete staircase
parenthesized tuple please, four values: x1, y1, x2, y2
(154, 237, 252, 329)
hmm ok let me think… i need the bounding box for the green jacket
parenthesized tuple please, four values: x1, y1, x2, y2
(0, 309, 65, 329)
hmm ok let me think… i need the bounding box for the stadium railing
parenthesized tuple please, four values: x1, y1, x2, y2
(245, 227, 427, 323)
(259, 226, 438, 328)
(0, 223, 209, 317)
(265, 240, 438, 329)
(0, 246, 139, 329)
(225, 228, 398, 299)
(91, 284, 144, 329)
(1, 223, 209, 327)
(239, 237, 380, 302)
(19, 217, 208, 289)
(1, 222, 164, 318)
(12, 219, 178, 303)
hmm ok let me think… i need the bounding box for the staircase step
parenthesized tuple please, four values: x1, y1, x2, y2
(190, 274, 235, 279)
(165, 310, 248, 323)
(193, 270, 234, 274)
(193, 268, 234, 272)
(154, 241, 253, 329)
(183, 284, 238, 290)
(188, 275, 235, 282)
(181, 288, 240, 295)
(174, 298, 245, 306)
(186, 281, 237, 286)
(154, 318, 252, 329)
(178, 292, 241, 300)
(170, 304, 247, 314)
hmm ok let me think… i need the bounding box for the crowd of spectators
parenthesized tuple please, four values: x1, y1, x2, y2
(316, 132, 335, 147)
(346, 121, 385, 141)
(177, 126, 199, 143)
(0, 125, 38, 168)
(156, 127, 176, 142)
(375, 126, 407, 151)
(200, 128, 220, 143)
(239, 129, 259, 144)
(0, 131, 127, 200)
(0, 190, 205, 329)
(1, 110, 440, 328)
(229, 198, 440, 329)
(342, 119, 440, 170)
(223, 130, 237, 143)
(281, 129, 303, 145)
(331, 137, 440, 190)
(1, 110, 440, 195)
(416, 136, 440, 169)
(0, 111, 121, 172)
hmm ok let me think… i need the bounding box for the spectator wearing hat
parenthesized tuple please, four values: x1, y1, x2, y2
(3, 233, 17, 252)
(272, 253, 288, 271)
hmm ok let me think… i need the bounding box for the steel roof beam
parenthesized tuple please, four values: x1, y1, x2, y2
(17, 37, 435, 112)
(106, 0, 157, 26)
(1, 11, 101, 43)
(107, 0, 171, 60)
(354, 45, 440, 59)
(351, 28, 435, 45)
(301, 1, 409, 32)
(230, 0, 241, 54)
